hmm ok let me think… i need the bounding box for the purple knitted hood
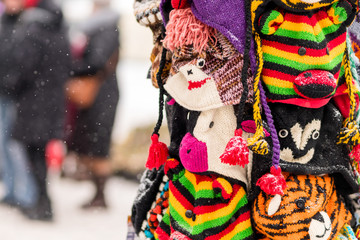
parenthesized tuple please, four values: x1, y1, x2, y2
(160, 0, 256, 71)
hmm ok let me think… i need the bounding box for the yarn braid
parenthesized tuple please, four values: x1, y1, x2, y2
(153, 37, 169, 136)
(259, 80, 280, 167)
(337, 49, 360, 146)
(247, 32, 269, 155)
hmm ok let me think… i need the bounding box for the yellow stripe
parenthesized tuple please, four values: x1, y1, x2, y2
(262, 41, 346, 66)
(170, 190, 194, 226)
(262, 76, 294, 88)
(185, 171, 213, 192)
(220, 219, 252, 240)
(216, 178, 233, 195)
(280, 18, 334, 36)
(170, 185, 247, 228)
(200, 187, 246, 220)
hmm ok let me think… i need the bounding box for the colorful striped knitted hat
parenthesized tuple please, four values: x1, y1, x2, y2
(251, 0, 360, 195)
(155, 158, 254, 240)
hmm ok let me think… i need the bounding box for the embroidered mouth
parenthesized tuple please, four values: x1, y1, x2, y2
(316, 225, 331, 238)
(188, 77, 211, 90)
(280, 148, 315, 164)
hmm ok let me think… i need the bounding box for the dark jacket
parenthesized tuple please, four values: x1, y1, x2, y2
(0, 0, 71, 146)
(67, 8, 120, 157)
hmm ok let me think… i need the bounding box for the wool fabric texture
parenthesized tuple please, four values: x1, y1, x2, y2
(165, 29, 254, 110)
(253, 174, 351, 240)
(134, 0, 163, 27)
(189, 0, 257, 72)
(179, 106, 254, 184)
(155, 158, 254, 240)
(131, 166, 167, 235)
(250, 102, 359, 197)
(256, 0, 356, 108)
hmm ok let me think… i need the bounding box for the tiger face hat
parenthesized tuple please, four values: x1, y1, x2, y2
(252, 174, 351, 240)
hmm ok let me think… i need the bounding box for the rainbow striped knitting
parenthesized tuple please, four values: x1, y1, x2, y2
(155, 158, 254, 240)
(257, 0, 355, 108)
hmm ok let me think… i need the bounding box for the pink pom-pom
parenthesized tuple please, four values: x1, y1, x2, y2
(220, 129, 249, 168)
(256, 166, 287, 195)
(163, 8, 217, 53)
(146, 134, 169, 170)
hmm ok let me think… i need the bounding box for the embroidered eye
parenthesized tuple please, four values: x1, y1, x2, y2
(278, 129, 288, 138)
(295, 198, 306, 210)
(187, 69, 193, 75)
(312, 130, 320, 140)
(196, 58, 205, 68)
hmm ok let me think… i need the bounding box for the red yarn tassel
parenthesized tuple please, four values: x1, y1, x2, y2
(146, 134, 169, 170)
(220, 129, 249, 168)
(171, 0, 189, 9)
(256, 166, 287, 195)
(350, 144, 360, 172)
(350, 144, 360, 160)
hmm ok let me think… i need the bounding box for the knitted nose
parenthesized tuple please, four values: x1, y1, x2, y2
(294, 70, 336, 99)
(179, 133, 208, 172)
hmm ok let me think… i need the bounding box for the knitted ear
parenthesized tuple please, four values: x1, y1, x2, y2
(162, 8, 217, 53)
(258, 9, 284, 35)
(337, 50, 360, 146)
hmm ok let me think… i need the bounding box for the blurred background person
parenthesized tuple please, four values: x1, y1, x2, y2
(0, 0, 71, 221)
(0, 0, 38, 212)
(65, 0, 120, 209)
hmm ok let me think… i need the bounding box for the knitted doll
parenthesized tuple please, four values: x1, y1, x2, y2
(160, 8, 255, 185)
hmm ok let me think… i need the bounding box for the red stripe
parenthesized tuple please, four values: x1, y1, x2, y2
(155, 227, 170, 240)
(193, 185, 243, 214)
(262, 68, 297, 82)
(284, 11, 328, 27)
(204, 211, 251, 240)
(262, 32, 346, 57)
(327, 32, 346, 52)
(170, 182, 194, 210)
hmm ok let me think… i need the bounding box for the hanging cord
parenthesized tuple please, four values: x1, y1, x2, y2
(146, 26, 170, 170)
(153, 32, 169, 136)
(258, 80, 280, 168)
(338, 49, 360, 146)
(237, 0, 252, 126)
(247, 33, 269, 155)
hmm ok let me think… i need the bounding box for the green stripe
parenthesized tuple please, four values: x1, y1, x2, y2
(230, 227, 253, 240)
(169, 191, 248, 235)
(178, 175, 215, 199)
(265, 84, 298, 95)
(192, 193, 248, 234)
(274, 23, 341, 42)
(261, 11, 282, 35)
(263, 52, 343, 72)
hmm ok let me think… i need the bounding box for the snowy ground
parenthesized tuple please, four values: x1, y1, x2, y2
(0, 175, 139, 240)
